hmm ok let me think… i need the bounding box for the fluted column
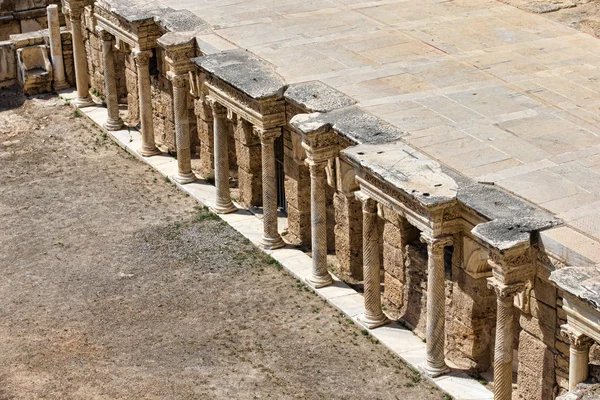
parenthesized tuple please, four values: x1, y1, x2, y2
(133, 49, 161, 157)
(47, 5, 68, 90)
(255, 127, 285, 249)
(487, 278, 524, 400)
(420, 234, 452, 377)
(68, 8, 93, 107)
(561, 325, 593, 392)
(305, 158, 332, 288)
(171, 74, 195, 184)
(207, 97, 236, 214)
(356, 192, 388, 329)
(98, 29, 123, 131)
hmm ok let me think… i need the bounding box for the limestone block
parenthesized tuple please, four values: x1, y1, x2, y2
(384, 272, 404, 308)
(518, 330, 556, 400)
(383, 221, 403, 247)
(0, 41, 16, 84)
(333, 192, 362, 280)
(0, 20, 21, 41)
(383, 242, 405, 283)
(532, 276, 557, 308)
(520, 314, 555, 348)
(238, 168, 261, 208)
(401, 244, 428, 336)
(446, 317, 493, 372)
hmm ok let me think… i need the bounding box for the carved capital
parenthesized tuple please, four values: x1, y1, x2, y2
(420, 234, 453, 255)
(132, 49, 152, 67)
(355, 191, 377, 213)
(170, 73, 188, 89)
(206, 96, 227, 119)
(561, 325, 594, 351)
(307, 158, 328, 179)
(69, 7, 82, 21)
(487, 277, 525, 301)
(254, 127, 281, 143)
(96, 27, 113, 43)
(302, 141, 338, 164)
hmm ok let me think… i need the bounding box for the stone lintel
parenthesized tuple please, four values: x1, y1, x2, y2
(562, 295, 600, 344)
(551, 266, 600, 315)
(204, 81, 285, 131)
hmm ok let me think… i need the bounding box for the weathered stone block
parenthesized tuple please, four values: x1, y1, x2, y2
(446, 318, 493, 372)
(384, 272, 404, 308)
(532, 276, 557, 308)
(518, 330, 556, 400)
(334, 192, 362, 279)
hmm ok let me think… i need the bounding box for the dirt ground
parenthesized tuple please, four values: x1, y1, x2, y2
(0, 91, 445, 399)
(498, 0, 600, 37)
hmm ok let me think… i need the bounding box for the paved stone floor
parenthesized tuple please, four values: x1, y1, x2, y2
(164, 0, 600, 263)
(0, 92, 446, 399)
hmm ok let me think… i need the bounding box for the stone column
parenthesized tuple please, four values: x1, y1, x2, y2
(171, 74, 195, 184)
(420, 234, 453, 377)
(487, 278, 524, 400)
(98, 29, 123, 131)
(47, 5, 68, 90)
(356, 192, 388, 329)
(207, 97, 236, 214)
(68, 8, 93, 107)
(133, 49, 161, 157)
(561, 325, 593, 392)
(305, 158, 333, 288)
(255, 127, 284, 249)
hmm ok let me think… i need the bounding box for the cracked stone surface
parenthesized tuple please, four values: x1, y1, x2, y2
(194, 50, 287, 100)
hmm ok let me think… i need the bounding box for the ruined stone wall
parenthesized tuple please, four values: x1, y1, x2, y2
(0, 0, 62, 41)
(60, 29, 74, 87)
(233, 117, 261, 208)
(514, 254, 562, 399)
(194, 97, 213, 178)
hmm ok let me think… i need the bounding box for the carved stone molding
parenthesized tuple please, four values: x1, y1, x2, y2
(487, 278, 525, 301)
(561, 324, 595, 351)
(132, 49, 152, 67)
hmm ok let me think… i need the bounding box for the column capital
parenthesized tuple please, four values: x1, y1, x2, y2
(487, 277, 525, 300)
(96, 27, 113, 42)
(133, 49, 153, 66)
(206, 96, 227, 118)
(170, 73, 188, 89)
(355, 191, 377, 213)
(420, 234, 453, 253)
(68, 7, 82, 20)
(561, 325, 594, 351)
(254, 126, 281, 142)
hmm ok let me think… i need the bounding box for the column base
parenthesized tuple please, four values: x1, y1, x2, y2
(419, 362, 450, 378)
(103, 118, 124, 131)
(210, 202, 237, 215)
(305, 272, 333, 289)
(53, 80, 70, 91)
(261, 235, 285, 250)
(139, 146, 162, 157)
(173, 172, 197, 185)
(357, 313, 389, 330)
(72, 96, 95, 108)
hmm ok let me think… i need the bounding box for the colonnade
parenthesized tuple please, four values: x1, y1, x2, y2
(63, 4, 598, 399)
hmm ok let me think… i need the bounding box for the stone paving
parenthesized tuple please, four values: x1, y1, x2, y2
(162, 0, 600, 265)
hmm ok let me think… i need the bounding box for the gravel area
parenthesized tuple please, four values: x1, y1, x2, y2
(0, 91, 446, 400)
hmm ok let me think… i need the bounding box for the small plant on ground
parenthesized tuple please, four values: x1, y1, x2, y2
(73, 110, 81, 118)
